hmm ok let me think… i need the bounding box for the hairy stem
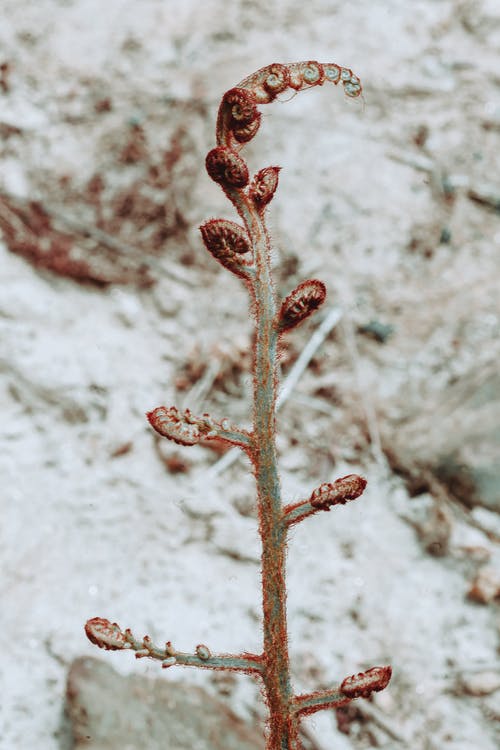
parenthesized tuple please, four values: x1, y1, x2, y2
(219, 178, 299, 745)
(248, 203, 298, 748)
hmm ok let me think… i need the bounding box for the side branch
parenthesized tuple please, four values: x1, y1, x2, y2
(283, 474, 367, 528)
(294, 666, 392, 718)
(293, 687, 350, 717)
(85, 618, 263, 674)
(147, 405, 252, 452)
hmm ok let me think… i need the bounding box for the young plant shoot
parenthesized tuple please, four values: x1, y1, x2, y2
(86, 61, 392, 750)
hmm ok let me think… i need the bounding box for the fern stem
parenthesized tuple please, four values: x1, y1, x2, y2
(246, 204, 298, 749)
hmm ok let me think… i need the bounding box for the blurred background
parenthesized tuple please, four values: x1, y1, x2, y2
(1, 1, 499, 748)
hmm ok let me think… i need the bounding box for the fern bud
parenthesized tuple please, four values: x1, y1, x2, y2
(196, 644, 211, 660)
(288, 60, 325, 89)
(200, 219, 252, 277)
(310, 474, 367, 510)
(222, 87, 258, 125)
(341, 666, 392, 699)
(220, 88, 262, 144)
(147, 406, 201, 446)
(233, 116, 262, 144)
(250, 166, 281, 209)
(206, 146, 249, 188)
(200, 219, 251, 256)
(85, 618, 130, 651)
(162, 656, 177, 668)
(263, 63, 290, 95)
(278, 279, 326, 332)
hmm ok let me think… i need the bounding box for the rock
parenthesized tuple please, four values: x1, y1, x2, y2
(400, 494, 454, 556)
(383, 365, 500, 512)
(66, 657, 262, 750)
(470, 507, 500, 539)
(418, 502, 453, 557)
(467, 566, 500, 604)
(460, 671, 500, 697)
(483, 689, 500, 723)
(357, 320, 394, 343)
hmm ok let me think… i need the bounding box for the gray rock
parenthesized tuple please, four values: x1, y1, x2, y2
(65, 657, 263, 750)
(383, 365, 500, 512)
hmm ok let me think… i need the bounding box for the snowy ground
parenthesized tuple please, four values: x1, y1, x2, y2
(1, 1, 499, 748)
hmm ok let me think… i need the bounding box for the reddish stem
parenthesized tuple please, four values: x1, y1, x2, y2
(246, 198, 299, 748)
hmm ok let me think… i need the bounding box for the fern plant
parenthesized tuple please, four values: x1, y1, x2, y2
(85, 61, 392, 750)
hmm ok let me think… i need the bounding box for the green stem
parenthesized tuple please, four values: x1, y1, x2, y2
(126, 631, 263, 673)
(292, 687, 349, 717)
(232, 190, 299, 749)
